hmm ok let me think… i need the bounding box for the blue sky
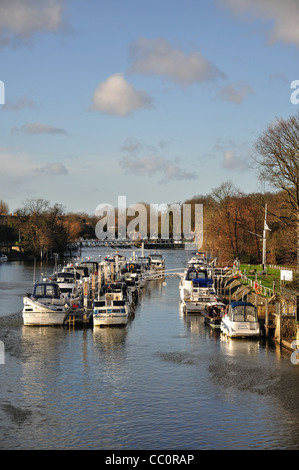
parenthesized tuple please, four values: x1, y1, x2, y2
(1, 0, 299, 214)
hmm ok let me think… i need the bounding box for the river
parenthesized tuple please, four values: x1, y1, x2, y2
(0, 248, 298, 450)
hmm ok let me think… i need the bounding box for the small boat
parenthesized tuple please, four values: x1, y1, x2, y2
(204, 301, 226, 328)
(149, 254, 165, 271)
(93, 282, 131, 327)
(0, 252, 8, 262)
(22, 281, 71, 326)
(220, 301, 260, 338)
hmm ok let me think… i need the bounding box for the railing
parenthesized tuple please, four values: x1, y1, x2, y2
(238, 272, 277, 297)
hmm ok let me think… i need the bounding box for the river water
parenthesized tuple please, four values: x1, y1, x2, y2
(0, 248, 298, 450)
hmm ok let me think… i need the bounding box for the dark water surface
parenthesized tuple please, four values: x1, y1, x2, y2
(0, 249, 298, 450)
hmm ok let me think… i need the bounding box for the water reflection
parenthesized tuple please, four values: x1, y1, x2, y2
(93, 326, 127, 352)
(0, 249, 299, 450)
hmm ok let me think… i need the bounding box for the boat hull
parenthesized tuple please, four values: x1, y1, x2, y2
(22, 297, 70, 326)
(23, 311, 68, 326)
(204, 316, 222, 328)
(183, 301, 205, 313)
(93, 312, 128, 327)
(221, 319, 260, 337)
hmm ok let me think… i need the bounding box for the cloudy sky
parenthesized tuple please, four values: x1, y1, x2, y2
(0, 0, 299, 214)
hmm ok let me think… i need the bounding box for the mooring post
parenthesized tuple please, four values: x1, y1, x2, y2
(265, 298, 269, 338)
(274, 302, 281, 344)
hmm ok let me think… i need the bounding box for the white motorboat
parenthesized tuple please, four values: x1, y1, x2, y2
(93, 282, 131, 327)
(149, 254, 165, 271)
(0, 252, 8, 262)
(49, 271, 82, 307)
(180, 266, 219, 313)
(221, 301, 260, 338)
(22, 281, 71, 326)
(187, 252, 210, 270)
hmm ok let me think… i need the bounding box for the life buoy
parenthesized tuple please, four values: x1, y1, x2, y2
(129, 264, 134, 269)
(254, 282, 262, 295)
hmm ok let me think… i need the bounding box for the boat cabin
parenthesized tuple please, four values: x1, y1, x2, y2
(185, 268, 208, 281)
(227, 301, 258, 323)
(31, 282, 62, 299)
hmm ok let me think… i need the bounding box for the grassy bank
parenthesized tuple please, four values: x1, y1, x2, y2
(239, 264, 280, 291)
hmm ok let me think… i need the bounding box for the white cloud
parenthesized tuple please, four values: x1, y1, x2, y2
(0, 0, 68, 45)
(11, 122, 68, 135)
(35, 162, 68, 175)
(219, 0, 299, 46)
(218, 80, 254, 104)
(3, 96, 39, 111)
(128, 37, 226, 86)
(90, 73, 152, 116)
(119, 154, 196, 182)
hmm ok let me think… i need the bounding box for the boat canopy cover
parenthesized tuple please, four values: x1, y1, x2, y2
(192, 278, 213, 286)
(230, 301, 255, 308)
(32, 282, 61, 299)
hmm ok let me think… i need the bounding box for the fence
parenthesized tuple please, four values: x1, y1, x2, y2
(237, 271, 277, 298)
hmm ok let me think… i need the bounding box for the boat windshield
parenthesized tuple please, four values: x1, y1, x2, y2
(33, 284, 60, 298)
(231, 305, 257, 322)
(187, 270, 207, 280)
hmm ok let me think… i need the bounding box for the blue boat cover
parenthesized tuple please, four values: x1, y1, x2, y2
(230, 301, 255, 308)
(192, 278, 213, 286)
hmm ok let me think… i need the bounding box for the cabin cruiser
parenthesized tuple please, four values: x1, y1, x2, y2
(221, 301, 260, 338)
(49, 271, 82, 307)
(179, 266, 218, 312)
(0, 252, 8, 262)
(93, 282, 131, 327)
(121, 271, 142, 301)
(149, 254, 165, 271)
(204, 301, 226, 328)
(138, 256, 157, 280)
(187, 252, 210, 270)
(123, 262, 145, 288)
(22, 281, 71, 326)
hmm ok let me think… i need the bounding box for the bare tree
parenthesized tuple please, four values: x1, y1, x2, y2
(253, 112, 299, 270)
(0, 200, 9, 215)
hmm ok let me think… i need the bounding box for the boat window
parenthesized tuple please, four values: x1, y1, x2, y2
(35, 285, 44, 297)
(232, 305, 257, 322)
(196, 271, 207, 279)
(114, 300, 125, 306)
(46, 285, 56, 297)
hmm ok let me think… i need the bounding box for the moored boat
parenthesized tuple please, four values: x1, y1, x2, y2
(204, 301, 226, 328)
(93, 282, 131, 327)
(180, 266, 218, 313)
(149, 254, 165, 271)
(22, 281, 71, 326)
(220, 301, 260, 338)
(0, 252, 8, 262)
